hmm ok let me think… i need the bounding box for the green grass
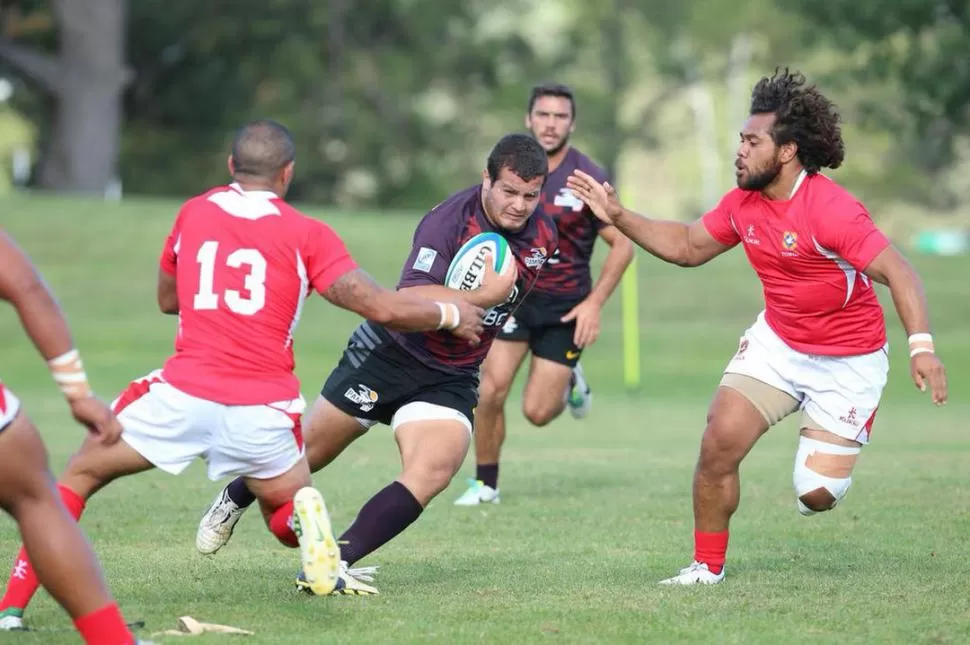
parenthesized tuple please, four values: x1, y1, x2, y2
(0, 192, 968, 644)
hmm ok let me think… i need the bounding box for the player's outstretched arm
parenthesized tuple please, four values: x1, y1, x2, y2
(566, 170, 731, 267)
(0, 230, 124, 442)
(323, 268, 485, 343)
(864, 245, 947, 406)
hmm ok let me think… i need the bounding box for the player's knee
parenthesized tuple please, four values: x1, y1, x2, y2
(697, 419, 745, 476)
(402, 460, 461, 505)
(522, 399, 557, 427)
(793, 436, 859, 516)
(478, 375, 512, 408)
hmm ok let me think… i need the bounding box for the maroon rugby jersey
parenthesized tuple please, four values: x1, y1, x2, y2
(534, 147, 609, 298)
(381, 184, 558, 375)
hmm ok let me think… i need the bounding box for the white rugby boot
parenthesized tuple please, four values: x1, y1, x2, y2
(658, 561, 726, 586)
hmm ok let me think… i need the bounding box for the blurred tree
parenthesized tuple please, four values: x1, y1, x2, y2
(0, 0, 130, 194)
(785, 0, 970, 207)
(122, 0, 538, 207)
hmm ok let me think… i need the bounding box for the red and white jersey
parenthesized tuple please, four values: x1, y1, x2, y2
(159, 183, 357, 405)
(702, 172, 890, 356)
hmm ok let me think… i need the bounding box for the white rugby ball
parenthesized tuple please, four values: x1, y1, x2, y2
(444, 232, 514, 292)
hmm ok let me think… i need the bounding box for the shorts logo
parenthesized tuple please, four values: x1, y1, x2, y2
(839, 406, 858, 426)
(344, 384, 379, 412)
(735, 338, 749, 359)
(501, 316, 518, 334)
(412, 247, 438, 272)
(566, 350, 580, 360)
(524, 247, 548, 269)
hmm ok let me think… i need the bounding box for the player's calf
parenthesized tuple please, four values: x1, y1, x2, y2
(793, 431, 860, 515)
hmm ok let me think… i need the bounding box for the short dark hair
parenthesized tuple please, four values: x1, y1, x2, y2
(527, 82, 576, 120)
(749, 68, 845, 173)
(230, 119, 296, 179)
(486, 134, 548, 183)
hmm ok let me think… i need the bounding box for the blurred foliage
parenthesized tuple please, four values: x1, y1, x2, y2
(0, 0, 969, 213)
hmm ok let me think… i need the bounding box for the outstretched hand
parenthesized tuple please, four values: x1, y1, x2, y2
(565, 170, 623, 225)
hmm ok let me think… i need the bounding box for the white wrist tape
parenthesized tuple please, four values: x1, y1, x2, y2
(436, 302, 460, 330)
(48, 349, 92, 401)
(907, 332, 934, 358)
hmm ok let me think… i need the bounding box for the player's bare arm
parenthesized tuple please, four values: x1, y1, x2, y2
(566, 170, 732, 267)
(323, 268, 485, 343)
(157, 268, 179, 314)
(400, 252, 518, 309)
(561, 225, 634, 347)
(864, 245, 947, 405)
(0, 230, 123, 443)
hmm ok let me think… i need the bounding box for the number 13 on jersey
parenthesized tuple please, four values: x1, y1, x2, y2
(193, 240, 267, 315)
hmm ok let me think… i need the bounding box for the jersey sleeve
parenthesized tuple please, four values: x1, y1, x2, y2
(701, 192, 742, 246)
(397, 206, 462, 288)
(304, 220, 358, 294)
(159, 206, 186, 275)
(814, 197, 891, 271)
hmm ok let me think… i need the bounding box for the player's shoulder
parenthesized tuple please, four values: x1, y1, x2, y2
(420, 184, 480, 226)
(566, 147, 609, 181)
(803, 173, 869, 216)
(718, 186, 758, 212)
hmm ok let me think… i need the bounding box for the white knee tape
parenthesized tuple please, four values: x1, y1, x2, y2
(390, 402, 472, 434)
(793, 436, 860, 515)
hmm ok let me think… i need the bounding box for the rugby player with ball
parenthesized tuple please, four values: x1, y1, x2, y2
(195, 133, 559, 594)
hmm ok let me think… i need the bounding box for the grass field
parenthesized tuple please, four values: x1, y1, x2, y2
(0, 192, 968, 644)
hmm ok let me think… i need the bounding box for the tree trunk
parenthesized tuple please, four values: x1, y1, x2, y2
(0, 0, 130, 193)
(43, 0, 129, 193)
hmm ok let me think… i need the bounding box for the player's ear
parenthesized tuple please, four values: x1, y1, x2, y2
(524, 113, 532, 130)
(781, 141, 798, 164)
(481, 169, 491, 191)
(227, 155, 235, 177)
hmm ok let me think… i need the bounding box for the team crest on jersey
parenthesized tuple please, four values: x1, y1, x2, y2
(553, 188, 584, 212)
(781, 231, 799, 257)
(524, 247, 549, 268)
(344, 384, 379, 412)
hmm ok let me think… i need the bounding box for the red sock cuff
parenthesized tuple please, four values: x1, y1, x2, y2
(58, 485, 86, 520)
(269, 500, 299, 548)
(74, 603, 134, 645)
(694, 529, 729, 575)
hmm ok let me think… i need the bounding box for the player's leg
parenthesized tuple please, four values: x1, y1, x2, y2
(0, 403, 137, 643)
(660, 320, 801, 586)
(195, 395, 366, 555)
(791, 347, 888, 515)
(339, 402, 471, 576)
(196, 328, 385, 555)
(200, 395, 343, 596)
(0, 378, 162, 624)
(454, 338, 528, 506)
(522, 321, 587, 424)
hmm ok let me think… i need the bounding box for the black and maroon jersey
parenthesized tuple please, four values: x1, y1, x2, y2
(534, 147, 609, 298)
(379, 184, 558, 375)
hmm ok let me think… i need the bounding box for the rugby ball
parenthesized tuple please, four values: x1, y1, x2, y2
(444, 232, 515, 292)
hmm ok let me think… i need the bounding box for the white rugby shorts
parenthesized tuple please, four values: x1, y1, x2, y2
(113, 370, 305, 480)
(724, 312, 888, 443)
(0, 380, 21, 431)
